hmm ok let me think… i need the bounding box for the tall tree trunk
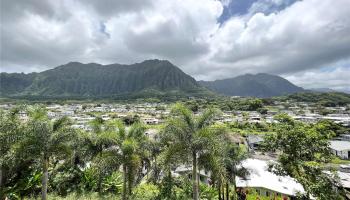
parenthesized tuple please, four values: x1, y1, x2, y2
(192, 151, 199, 200)
(128, 170, 132, 195)
(226, 182, 229, 200)
(97, 150, 102, 193)
(0, 166, 3, 190)
(232, 174, 237, 200)
(153, 156, 158, 182)
(0, 166, 3, 200)
(221, 184, 225, 200)
(165, 168, 173, 199)
(122, 164, 128, 200)
(218, 182, 222, 200)
(41, 156, 49, 200)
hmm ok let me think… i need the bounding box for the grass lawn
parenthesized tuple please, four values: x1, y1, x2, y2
(247, 193, 286, 200)
(331, 157, 350, 165)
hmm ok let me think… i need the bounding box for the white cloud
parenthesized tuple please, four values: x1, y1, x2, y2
(208, 0, 350, 76)
(284, 64, 350, 91)
(1, 0, 350, 90)
(94, 0, 223, 65)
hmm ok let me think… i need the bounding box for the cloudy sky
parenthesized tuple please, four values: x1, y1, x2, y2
(1, 0, 350, 91)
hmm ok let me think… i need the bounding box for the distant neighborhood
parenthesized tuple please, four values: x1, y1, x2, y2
(1, 95, 349, 199)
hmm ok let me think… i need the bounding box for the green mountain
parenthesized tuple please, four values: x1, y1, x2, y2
(0, 60, 210, 99)
(198, 73, 304, 98)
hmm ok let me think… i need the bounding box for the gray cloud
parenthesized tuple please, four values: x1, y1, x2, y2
(1, 0, 72, 22)
(211, 0, 350, 75)
(124, 17, 209, 63)
(80, 0, 153, 19)
(0, 0, 349, 90)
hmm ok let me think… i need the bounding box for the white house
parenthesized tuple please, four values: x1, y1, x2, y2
(236, 159, 308, 200)
(143, 117, 161, 125)
(342, 134, 350, 141)
(330, 141, 350, 160)
(173, 165, 211, 184)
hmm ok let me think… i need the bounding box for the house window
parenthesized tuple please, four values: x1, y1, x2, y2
(256, 189, 260, 195)
(266, 191, 270, 196)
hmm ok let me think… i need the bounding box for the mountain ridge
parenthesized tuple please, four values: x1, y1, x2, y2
(1, 60, 312, 99)
(0, 59, 210, 98)
(199, 73, 304, 98)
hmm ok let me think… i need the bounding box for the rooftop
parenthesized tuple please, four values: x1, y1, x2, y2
(330, 140, 350, 151)
(236, 159, 305, 197)
(338, 171, 350, 189)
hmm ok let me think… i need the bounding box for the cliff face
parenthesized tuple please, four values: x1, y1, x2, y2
(0, 59, 205, 97)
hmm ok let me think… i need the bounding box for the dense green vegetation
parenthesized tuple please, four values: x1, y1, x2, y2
(199, 73, 304, 97)
(0, 104, 347, 200)
(263, 114, 346, 199)
(278, 92, 350, 106)
(182, 97, 265, 112)
(0, 104, 245, 200)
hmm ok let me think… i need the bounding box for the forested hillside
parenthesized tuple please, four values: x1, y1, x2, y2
(0, 60, 209, 98)
(199, 73, 304, 97)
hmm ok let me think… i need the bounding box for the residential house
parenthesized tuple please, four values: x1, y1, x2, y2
(236, 159, 308, 200)
(143, 117, 161, 125)
(247, 135, 264, 151)
(330, 140, 350, 160)
(173, 165, 211, 184)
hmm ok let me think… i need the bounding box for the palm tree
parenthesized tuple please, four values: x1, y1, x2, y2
(162, 103, 225, 200)
(0, 107, 24, 198)
(200, 152, 227, 200)
(144, 139, 162, 184)
(223, 142, 248, 200)
(19, 106, 76, 200)
(87, 116, 116, 193)
(98, 120, 148, 200)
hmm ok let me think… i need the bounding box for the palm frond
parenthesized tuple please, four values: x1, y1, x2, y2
(128, 122, 146, 141)
(170, 103, 194, 131)
(89, 117, 104, 134)
(97, 130, 118, 145)
(196, 107, 220, 129)
(53, 116, 72, 132)
(28, 105, 48, 121)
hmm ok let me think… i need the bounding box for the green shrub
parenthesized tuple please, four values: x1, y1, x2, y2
(131, 183, 159, 200)
(101, 171, 123, 194)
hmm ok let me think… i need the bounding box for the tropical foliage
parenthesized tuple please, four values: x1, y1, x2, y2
(263, 114, 346, 199)
(0, 103, 346, 200)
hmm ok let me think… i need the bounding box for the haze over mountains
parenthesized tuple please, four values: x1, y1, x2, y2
(0, 59, 330, 99)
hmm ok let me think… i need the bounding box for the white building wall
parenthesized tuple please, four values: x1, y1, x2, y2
(245, 187, 291, 200)
(333, 149, 350, 159)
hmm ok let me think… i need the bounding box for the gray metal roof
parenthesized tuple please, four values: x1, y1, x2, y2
(247, 135, 264, 144)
